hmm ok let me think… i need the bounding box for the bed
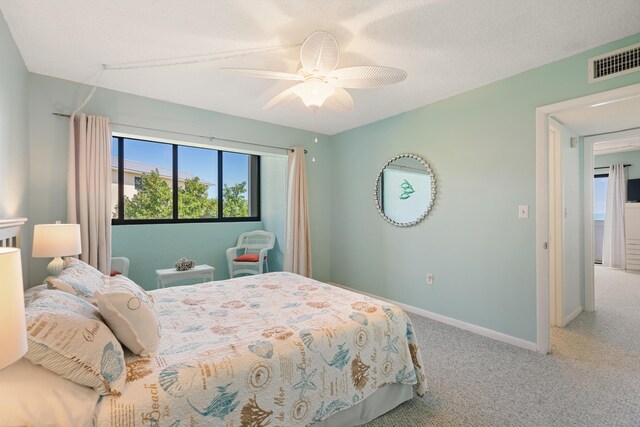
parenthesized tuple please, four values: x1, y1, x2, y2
(93, 272, 427, 426)
(0, 222, 427, 426)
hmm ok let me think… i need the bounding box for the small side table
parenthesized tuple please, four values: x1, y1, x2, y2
(155, 264, 215, 289)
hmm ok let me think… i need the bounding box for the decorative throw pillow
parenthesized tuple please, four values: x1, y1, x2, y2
(24, 288, 126, 396)
(46, 257, 105, 302)
(64, 256, 103, 276)
(233, 253, 261, 262)
(23, 284, 48, 305)
(95, 275, 161, 357)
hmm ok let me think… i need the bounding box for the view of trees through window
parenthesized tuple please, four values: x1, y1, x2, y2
(111, 137, 259, 223)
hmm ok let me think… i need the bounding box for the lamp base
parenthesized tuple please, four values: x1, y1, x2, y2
(47, 256, 64, 277)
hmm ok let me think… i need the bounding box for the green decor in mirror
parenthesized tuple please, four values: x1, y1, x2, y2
(374, 154, 436, 227)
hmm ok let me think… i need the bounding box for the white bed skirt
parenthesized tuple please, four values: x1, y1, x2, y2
(313, 383, 415, 426)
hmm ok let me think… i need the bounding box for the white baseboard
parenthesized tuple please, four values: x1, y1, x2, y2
(329, 282, 538, 353)
(563, 305, 583, 327)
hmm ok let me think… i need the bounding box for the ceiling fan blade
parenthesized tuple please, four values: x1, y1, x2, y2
(329, 66, 407, 88)
(223, 68, 303, 81)
(300, 31, 339, 75)
(324, 87, 354, 111)
(263, 85, 301, 110)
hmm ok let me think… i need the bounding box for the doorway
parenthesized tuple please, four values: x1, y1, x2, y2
(535, 82, 640, 354)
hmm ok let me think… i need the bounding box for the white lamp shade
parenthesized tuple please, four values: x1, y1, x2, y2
(293, 81, 335, 109)
(0, 247, 27, 370)
(32, 223, 81, 258)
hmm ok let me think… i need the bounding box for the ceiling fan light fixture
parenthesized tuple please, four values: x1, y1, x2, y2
(226, 31, 406, 112)
(293, 82, 335, 109)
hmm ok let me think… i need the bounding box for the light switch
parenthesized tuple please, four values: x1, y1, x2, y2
(519, 205, 529, 219)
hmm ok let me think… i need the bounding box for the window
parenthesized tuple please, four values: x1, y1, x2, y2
(594, 175, 608, 221)
(111, 136, 260, 224)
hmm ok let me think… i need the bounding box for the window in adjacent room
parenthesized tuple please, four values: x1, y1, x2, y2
(594, 174, 608, 221)
(111, 136, 260, 224)
(594, 173, 608, 265)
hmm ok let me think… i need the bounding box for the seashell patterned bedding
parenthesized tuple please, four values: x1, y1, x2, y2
(93, 272, 427, 426)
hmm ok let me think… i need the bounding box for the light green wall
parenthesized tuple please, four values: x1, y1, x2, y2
(594, 150, 640, 179)
(112, 222, 265, 289)
(330, 33, 640, 343)
(0, 12, 30, 285)
(27, 74, 332, 288)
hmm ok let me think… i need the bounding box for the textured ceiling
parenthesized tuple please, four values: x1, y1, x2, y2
(2, 0, 640, 135)
(552, 93, 640, 155)
(553, 94, 640, 137)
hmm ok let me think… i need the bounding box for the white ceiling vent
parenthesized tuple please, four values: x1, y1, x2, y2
(589, 42, 640, 83)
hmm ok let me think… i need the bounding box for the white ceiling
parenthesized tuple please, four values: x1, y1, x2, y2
(2, 0, 640, 135)
(552, 94, 640, 155)
(553, 94, 640, 137)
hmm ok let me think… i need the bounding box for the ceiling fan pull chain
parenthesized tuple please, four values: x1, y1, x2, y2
(312, 109, 318, 163)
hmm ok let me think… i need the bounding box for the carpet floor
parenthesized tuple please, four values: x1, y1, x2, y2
(364, 266, 640, 426)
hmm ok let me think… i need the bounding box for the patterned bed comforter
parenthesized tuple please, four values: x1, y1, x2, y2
(94, 272, 427, 426)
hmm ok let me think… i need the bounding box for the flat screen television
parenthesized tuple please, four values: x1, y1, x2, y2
(629, 178, 640, 202)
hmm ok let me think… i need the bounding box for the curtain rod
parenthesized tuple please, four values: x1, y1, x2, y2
(594, 164, 631, 170)
(51, 112, 306, 153)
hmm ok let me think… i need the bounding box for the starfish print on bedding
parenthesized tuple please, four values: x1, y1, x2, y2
(382, 335, 400, 356)
(293, 367, 317, 399)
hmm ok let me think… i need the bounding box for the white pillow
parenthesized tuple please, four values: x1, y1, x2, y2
(24, 288, 126, 396)
(0, 358, 99, 427)
(95, 275, 161, 357)
(46, 257, 105, 302)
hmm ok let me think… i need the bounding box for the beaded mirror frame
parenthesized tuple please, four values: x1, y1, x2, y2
(374, 153, 436, 227)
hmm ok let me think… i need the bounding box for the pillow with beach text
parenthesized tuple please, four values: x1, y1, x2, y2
(24, 288, 126, 396)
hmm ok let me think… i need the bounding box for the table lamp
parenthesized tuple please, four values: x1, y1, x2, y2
(32, 222, 82, 277)
(0, 247, 27, 370)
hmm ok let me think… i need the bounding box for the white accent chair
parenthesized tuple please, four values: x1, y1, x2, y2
(226, 231, 276, 278)
(110, 257, 130, 277)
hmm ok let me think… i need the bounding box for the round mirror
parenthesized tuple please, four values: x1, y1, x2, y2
(374, 154, 436, 227)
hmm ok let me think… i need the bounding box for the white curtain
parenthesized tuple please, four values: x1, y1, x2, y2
(602, 164, 626, 269)
(67, 113, 112, 274)
(284, 147, 312, 277)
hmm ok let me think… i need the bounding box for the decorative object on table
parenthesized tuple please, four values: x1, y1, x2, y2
(32, 221, 82, 278)
(174, 257, 195, 271)
(227, 230, 276, 278)
(374, 154, 436, 227)
(0, 247, 27, 370)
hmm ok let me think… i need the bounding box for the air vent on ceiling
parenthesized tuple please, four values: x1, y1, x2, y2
(589, 42, 640, 83)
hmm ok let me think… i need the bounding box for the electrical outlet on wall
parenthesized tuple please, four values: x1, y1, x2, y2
(426, 273, 434, 285)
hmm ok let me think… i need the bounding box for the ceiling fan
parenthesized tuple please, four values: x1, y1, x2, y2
(223, 31, 407, 111)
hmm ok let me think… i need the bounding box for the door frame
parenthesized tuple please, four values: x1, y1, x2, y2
(535, 82, 640, 354)
(548, 123, 563, 328)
